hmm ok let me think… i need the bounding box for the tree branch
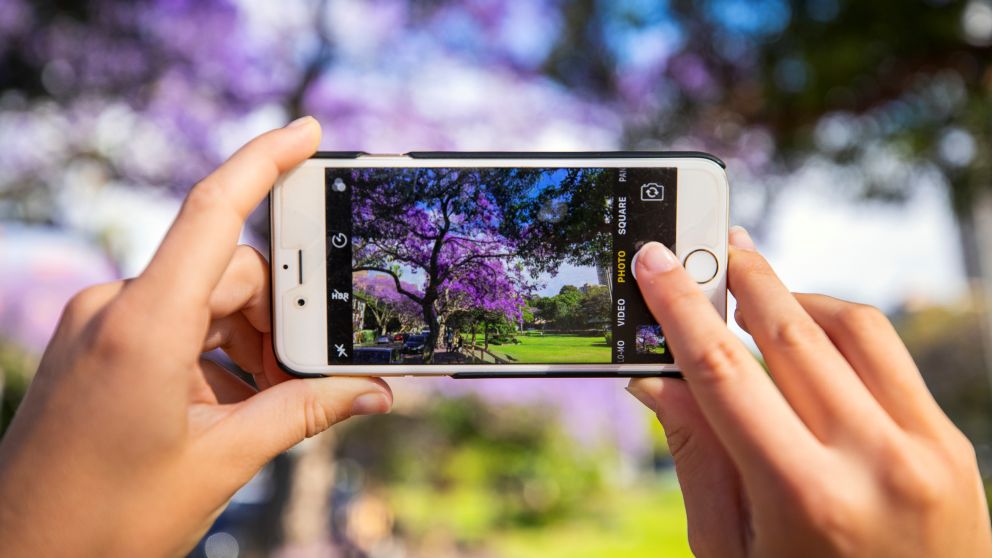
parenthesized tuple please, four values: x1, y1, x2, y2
(353, 266, 425, 304)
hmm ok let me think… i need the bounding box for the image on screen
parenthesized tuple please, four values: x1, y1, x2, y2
(324, 166, 676, 366)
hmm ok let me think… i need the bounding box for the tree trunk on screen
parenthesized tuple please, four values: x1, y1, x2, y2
(421, 300, 439, 363)
(471, 324, 478, 361)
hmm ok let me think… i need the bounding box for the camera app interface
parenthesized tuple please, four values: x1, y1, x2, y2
(325, 167, 676, 366)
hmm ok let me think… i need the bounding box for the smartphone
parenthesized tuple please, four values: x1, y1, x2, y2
(270, 152, 728, 378)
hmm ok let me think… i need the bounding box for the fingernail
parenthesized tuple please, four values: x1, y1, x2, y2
(625, 380, 658, 411)
(729, 226, 756, 251)
(351, 392, 390, 416)
(286, 115, 315, 129)
(635, 242, 679, 274)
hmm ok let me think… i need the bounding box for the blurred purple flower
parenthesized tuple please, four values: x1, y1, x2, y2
(0, 224, 118, 351)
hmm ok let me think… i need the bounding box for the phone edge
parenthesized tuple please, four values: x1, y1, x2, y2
(270, 150, 728, 379)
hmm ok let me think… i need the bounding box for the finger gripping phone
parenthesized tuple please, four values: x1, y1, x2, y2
(270, 152, 728, 378)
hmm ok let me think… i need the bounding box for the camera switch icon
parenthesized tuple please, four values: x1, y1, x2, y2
(641, 182, 664, 201)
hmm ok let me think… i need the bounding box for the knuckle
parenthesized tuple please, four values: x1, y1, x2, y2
(63, 286, 102, 324)
(234, 244, 267, 267)
(88, 308, 130, 360)
(299, 383, 338, 439)
(729, 250, 776, 280)
(61, 283, 121, 334)
(183, 181, 225, 216)
(791, 481, 861, 553)
(680, 337, 749, 386)
(942, 428, 979, 473)
(877, 436, 947, 508)
(768, 319, 825, 352)
(662, 422, 694, 461)
(85, 293, 149, 362)
(835, 303, 890, 335)
(231, 245, 270, 286)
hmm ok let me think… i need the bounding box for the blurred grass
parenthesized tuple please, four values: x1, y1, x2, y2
(492, 475, 691, 558)
(387, 472, 692, 557)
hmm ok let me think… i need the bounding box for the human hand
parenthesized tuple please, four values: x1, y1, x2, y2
(0, 117, 393, 557)
(627, 228, 991, 557)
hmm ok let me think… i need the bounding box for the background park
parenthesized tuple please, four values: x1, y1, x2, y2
(1, 1, 991, 557)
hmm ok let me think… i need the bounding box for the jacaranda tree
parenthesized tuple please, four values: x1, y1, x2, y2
(354, 272, 422, 335)
(350, 168, 536, 361)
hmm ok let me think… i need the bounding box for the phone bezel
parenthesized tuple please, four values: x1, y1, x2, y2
(270, 152, 729, 377)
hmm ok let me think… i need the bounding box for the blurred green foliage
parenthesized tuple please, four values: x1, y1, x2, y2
(529, 285, 611, 332)
(0, 339, 37, 437)
(340, 397, 602, 534)
(896, 305, 992, 448)
(357, 329, 376, 344)
(334, 395, 689, 554)
(493, 478, 691, 558)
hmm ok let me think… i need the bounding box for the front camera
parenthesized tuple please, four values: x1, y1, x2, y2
(297, 298, 306, 307)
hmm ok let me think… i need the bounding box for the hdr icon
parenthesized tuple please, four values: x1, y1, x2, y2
(331, 289, 350, 302)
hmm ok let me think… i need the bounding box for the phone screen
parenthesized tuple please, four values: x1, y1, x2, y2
(324, 167, 676, 366)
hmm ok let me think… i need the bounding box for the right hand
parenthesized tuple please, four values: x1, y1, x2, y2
(627, 227, 991, 557)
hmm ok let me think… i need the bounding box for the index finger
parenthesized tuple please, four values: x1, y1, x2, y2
(631, 242, 822, 481)
(138, 117, 321, 305)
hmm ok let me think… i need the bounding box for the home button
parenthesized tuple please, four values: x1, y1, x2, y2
(684, 249, 719, 284)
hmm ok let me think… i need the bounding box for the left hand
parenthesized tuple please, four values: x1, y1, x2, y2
(0, 117, 393, 557)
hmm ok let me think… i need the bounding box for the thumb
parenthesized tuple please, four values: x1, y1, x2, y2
(627, 377, 747, 557)
(214, 377, 392, 472)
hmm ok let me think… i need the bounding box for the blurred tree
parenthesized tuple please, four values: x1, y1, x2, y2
(895, 303, 992, 490)
(540, 0, 992, 392)
(354, 273, 423, 335)
(334, 396, 607, 552)
(530, 285, 610, 331)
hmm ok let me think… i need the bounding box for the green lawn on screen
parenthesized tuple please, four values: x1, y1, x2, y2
(486, 334, 611, 364)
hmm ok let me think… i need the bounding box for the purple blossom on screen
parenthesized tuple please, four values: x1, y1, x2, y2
(635, 324, 665, 355)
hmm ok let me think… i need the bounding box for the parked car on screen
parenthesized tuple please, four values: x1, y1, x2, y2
(375, 335, 391, 344)
(403, 334, 427, 354)
(393, 332, 408, 342)
(353, 347, 403, 364)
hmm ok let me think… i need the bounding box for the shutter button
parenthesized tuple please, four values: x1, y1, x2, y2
(631, 247, 718, 284)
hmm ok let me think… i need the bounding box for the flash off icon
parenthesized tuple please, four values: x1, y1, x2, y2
(641, 182, 664, 201)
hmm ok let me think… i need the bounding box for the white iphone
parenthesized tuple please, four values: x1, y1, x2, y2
(270, 152, 728, 378)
